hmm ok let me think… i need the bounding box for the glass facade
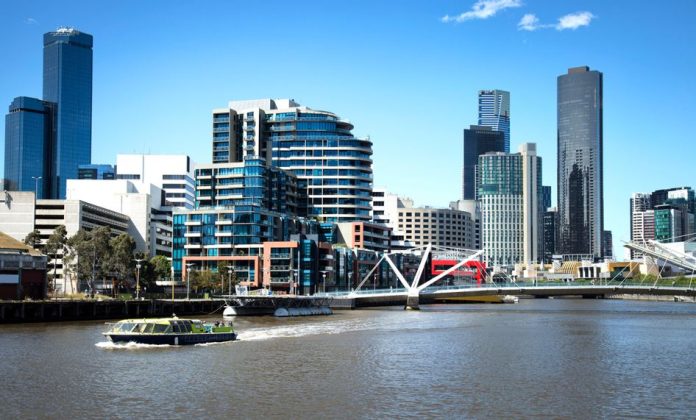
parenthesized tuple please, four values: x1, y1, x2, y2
(78, 164, 115, 180)
(557, 66, 603, 258)
(478, 90, 510, 152)
(212, 100, 373, 223)
(43, 28, 93, 198)
(462, 125, 505, 200)
(4, 97, 54, 198)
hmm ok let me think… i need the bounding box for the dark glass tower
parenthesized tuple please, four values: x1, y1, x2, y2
(462, 125, 505, 200)
(557, 66, 603, 258)
(43, 28, 93, 198)
(3, 97, 54, 198)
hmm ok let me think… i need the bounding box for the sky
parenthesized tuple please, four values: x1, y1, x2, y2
(1, 0, 695, 258)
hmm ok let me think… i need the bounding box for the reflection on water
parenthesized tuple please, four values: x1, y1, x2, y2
(2, 299, 696, 418)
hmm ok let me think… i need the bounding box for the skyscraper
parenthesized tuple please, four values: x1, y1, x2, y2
(478, 90, 510, 152)
(557, 66, 603, 258)
(43, 27, 93, 198)
(479, 143, 543, 267)
(462, 125, 505, 200)
(4, 97, 54, 198)
(211, 99, 373, 223)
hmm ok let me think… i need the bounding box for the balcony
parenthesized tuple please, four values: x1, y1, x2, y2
(184, 232, 201, 237)
(184, 221, 202, 226)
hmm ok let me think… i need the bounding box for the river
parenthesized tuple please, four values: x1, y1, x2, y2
(1, 299, 695, 419)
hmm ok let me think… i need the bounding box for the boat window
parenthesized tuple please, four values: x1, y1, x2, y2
(153, 324, 168, 333)
(142, 323, 155, 333)
(118, 322, 135, 332)
(182, 321, 192, 333)
(136, 323, 147, 333)
(171, 322, 181, 333)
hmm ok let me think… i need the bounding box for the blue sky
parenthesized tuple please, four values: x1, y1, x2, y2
(1, 0, 695, 257)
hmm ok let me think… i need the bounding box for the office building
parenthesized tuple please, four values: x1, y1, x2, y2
(557, 66, 603, 258)
(372, 188, 475, 250)
(3, 28, 93, 199)
(211, 99, 373, 222)
(0, 191, 129, 293)
(543, 207, 558, 263)
(479, 143, 543, 267)
(78, 164, 115, 180)
(478, 89, 510, 152)
(43, 28, 94, 198)
(462, 125, 505, 200)
(4, 97, 54, 198)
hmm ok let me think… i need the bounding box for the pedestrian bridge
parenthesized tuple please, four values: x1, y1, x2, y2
(322, 244, 696, 309)
(323, 281, 696, 308)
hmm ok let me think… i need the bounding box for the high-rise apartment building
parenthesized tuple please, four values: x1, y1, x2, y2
(43, 28, 93, 198)
(557, 66, 603, 258)
(478, 90, 510, 152)
(211, 99, 373, 222)
(630, 187, 695, 258)
(462, 125, 505, 200)
(479, 143, 543, 267)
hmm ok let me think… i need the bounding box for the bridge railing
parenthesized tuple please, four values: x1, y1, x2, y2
(322, 280, 696, 298)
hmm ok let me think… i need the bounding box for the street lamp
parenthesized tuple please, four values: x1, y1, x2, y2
(134, 258, 144, 300)
(321, 271, 327, 294)
(186, 263, 195, 300)
(32, 176, 41, 199)
(171, 266, 175, 301)
(227, 265, 235, 296)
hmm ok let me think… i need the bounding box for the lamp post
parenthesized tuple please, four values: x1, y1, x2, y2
(32, 176, 42, 199)
(171, 266, 175, 301)
(321, 271, 327, 294)
(227, 265, 234, 296)
(134, 258, 144, 300)
(185, 263, 194, 300)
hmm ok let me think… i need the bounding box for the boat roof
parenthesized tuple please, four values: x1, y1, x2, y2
(112, 317, 200, 324)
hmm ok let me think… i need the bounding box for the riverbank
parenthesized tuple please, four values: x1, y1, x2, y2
(607, 293, 696, 303)
(0, 299, 227, 323)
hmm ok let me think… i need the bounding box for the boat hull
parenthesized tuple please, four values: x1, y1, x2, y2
(105, 332, 237, 345)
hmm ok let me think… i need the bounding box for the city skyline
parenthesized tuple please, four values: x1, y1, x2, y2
(1, 1, 696, 255)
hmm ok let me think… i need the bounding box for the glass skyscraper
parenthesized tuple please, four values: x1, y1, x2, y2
(557, 66, 603, 258)
(478, 89, 510, 153)
(3, 97, 54, 198)
(43, 28, 93, 198)
(462, 125, 505, 200)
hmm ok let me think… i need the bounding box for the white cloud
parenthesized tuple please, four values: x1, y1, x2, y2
(442, 0, 523, 23)
(24, 17, 38, 25)
(517, 13, 541, 31)
(555, 11, 595, 30)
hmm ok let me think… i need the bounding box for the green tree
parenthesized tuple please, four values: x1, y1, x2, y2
(190, 270, 217, 295)
(45, 225, 68, 294)
(150, 255, 172, 282)
(23, 229, 42, 249)
(107, 233, 136, 296)
(67, 227, 112, 296)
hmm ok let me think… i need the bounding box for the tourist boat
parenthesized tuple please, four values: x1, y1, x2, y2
(102, 315, 237, 345)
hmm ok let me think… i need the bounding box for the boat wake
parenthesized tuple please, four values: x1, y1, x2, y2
(238, 318, 387, 342)
(95, 341, 174, 350)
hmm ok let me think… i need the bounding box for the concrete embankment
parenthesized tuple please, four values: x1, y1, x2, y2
(607, 294, 696, 303)
(0, 299, 227, 323)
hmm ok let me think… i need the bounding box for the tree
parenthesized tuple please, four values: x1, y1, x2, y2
(45, 225, 68, 294)
(67, 227, 112, 296)
(106, 233, 136, 296)
(150, 255, 172, 282)
(23, 229, 42, 249)
(190, 270, 220, 294)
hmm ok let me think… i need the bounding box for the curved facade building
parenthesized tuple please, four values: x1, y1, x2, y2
(212, 99, 373, 223)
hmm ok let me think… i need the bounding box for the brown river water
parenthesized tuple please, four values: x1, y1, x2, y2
(1, 298, 695, 419)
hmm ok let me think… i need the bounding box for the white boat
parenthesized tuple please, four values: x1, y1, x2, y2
(502, 295, 519, 304)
